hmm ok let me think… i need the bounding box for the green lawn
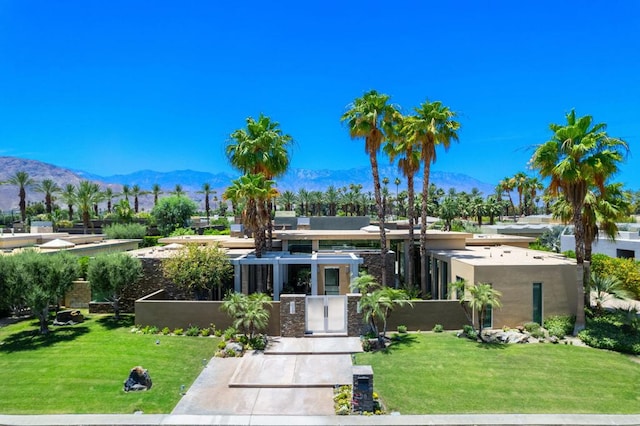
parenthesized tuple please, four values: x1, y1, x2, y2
(356, 333, 640, 414)
(0, 314, 218, 414)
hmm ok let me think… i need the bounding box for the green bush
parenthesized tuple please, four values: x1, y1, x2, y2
(161, 327, 171, 335)
(523, 322, 541, 333)
(170, 227, 196, 237)
(397, 325, 408, 334)
(578, 313, 640, 355)
(152, 196, 198, 236)
(200, 328, 211, 337)
(142, 236, 162, 248)
(462, 324, 477, 340)
(56, 219, 74, 229)
(77, 256, 90, 279)
(103, 223, 147, 239)
(223, 326, 237, 341)
(544, 315, 575, 337)
(591, 254, 640, 299)
(217, 340, 227, 350)
(432, 324, 444, 333)
(185, 325, 200, 336)
(173, 327, 184, 336)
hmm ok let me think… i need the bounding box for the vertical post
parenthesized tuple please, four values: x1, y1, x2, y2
(234, 263, 241, 293)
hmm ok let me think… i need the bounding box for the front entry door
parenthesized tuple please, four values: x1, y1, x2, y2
(305, 295, 347, 334)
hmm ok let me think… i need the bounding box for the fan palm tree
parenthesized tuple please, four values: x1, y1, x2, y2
(498, 176, 516, 218)
(4, 171, 35, 222)
(121, 184, 132, 203)
(531, 109, 628, 332)
(33, 179, 61, 215)
(131, 184, 145, 213)
(103, 187, 118, 213)
(172, 184, 185, 197)
(411, 99, 460, 296)
(385, 113, 421, 290)
(278, 190, 296, 212)
(511, 171, 528, 216)
(341, 90, 399, 286)
(325, 186, 339, 216)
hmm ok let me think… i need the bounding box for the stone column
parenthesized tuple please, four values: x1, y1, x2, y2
(347, 293, 363, 337)
(279, 294, 306, 337)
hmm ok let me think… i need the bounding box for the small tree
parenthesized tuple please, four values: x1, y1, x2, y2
(351, 272, 412, 341)
(87, 253, 142, 319)
(8, 250, 78, 334)
(588, 271, 631, 315)
(452, 279, 502, 337)
(221, 292, 272, 339)
(151, 195, 197, 236)
(162, 243, 232, 300)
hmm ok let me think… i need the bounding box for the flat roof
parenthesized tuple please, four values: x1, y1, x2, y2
(429, 245, 576, 267)
(274, 229, 471, 241)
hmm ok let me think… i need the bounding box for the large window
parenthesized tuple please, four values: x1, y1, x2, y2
(318, 239, 381, 250)
(533, 282, 543, 325)
(440, 261, 449, 300)
(482, 283, 493, 329)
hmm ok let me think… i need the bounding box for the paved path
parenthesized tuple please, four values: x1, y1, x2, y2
(171, 336, 361, 416)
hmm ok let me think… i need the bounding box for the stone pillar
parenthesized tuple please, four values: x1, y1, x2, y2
(352, 365, 374, 413)
(279, 294, 306, 337)
(347, 293, 363, 337)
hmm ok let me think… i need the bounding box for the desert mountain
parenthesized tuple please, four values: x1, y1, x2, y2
(0, 156, 494, 212)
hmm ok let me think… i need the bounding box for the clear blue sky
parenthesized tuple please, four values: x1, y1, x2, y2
(1, 1, 639, 189)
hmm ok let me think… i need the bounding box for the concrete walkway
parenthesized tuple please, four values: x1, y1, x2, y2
(171, 336, 361, 416)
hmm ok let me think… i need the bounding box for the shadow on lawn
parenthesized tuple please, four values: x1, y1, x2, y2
(0, 325, 90, 353)
(380, 333, 419, 354)
(96, 314, 135, 330)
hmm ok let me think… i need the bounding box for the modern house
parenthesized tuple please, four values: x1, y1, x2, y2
(561, 227, 640, 260)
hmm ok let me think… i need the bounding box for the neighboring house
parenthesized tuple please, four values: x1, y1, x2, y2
(561, 228, 640, 259)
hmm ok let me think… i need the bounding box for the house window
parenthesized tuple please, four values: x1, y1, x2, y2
(455, 276, 465, 300)
(533, 282, 543, 325)
(440, 261, 448, 299)
(425, 256, 432, 297)
(482, 283, 493, 329)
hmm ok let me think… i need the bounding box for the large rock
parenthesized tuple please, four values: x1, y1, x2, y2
(482, 329, 530, 344)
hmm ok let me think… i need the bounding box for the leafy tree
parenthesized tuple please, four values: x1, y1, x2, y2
(531, 109, 628, 332)
(8, 250, 78, 334)
(33, 179, 61, 215)
(221, 292, 272, 339)
(151, 195, 197, 236)
(412, 100, 460, 296)
(162, 243, 232, 300)
(351, 272, 412, 341)
(341, 90, 399, 286)
(3, 171, 35, 222)
(87, 252, 142, 320)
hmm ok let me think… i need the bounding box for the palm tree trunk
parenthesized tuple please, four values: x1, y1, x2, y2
(573, 206, 586, 333)
(420, 163, 431, 297)
(406, 174, 415, 290)
(369, 152, 387, 287)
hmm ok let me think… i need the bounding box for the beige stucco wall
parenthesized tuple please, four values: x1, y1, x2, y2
(317, 264, 352, 295)
(458, 264, 577, 327)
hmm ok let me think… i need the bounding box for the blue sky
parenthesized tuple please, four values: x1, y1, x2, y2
(1, 1, 639, 189)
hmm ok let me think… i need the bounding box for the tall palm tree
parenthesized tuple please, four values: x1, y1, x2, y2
(325, 185, 339, 216)
(172, 184, 185, 197)
(59, 184, 76, 221)
(199, 183, 213, 220)
(531, 109, 628, 332)
(498, 176, 516, 218)
(411, 99, 460, 296)
(341, 90, 399, 286)
(121, 184, 132, 203)
(131, 184, 145, 213)
(278, 190, 296, 212)
(511, 172, 528, 216)
(151, 183, 162, 206)
(385, 113, 421, 290)
(525, 176, 544, 215)
(297, 188, 310, 216)
(33, 179, 61, 215)
(103, 187, 117, 214)
(4, 171, 35, 222)
(76, 181, 103, 233)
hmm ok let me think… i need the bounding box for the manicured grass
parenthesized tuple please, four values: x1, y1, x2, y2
(0, 314, 219, 414)
(355, 333, 640, 414)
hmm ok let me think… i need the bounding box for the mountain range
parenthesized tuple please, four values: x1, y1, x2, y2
(0, 156, 495, 212)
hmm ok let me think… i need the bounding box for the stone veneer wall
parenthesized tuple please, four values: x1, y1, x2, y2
(347, 293, 363, 337)
(360, 251, 395, 286)
(63, 280, 91, 308)
(279, 294, 306, 337)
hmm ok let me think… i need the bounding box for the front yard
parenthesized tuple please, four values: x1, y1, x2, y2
(355, 332, 640, 414)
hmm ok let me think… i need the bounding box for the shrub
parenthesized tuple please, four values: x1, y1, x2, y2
(591, 254, 640, 299)
(544, 315, 575, 337)
(103, 223, 147, 239)
(333, 385, 352, 415)
(223, 326, 237, 341)
(200, 328, 211, 337)
(77, 256, 90, 279)
(249, 335, 267, 350)
(462, 324, 477, 340)
(161, 327, 171, 335)
(217, 340, 227, 350)
(432, 324, 444, 333)
(523, 322, 541, 333)
(142, 236, 162, 248)
(397, 325, 408, 334)
(56, 219, 74, 229)
(152, 196, 198, 236)
(173, 327, 184, 336)
(185, 325, 200, 336)
(214, 329, 223, 337)
(170, 227, 196, 237)
(578, 313, 640, 354)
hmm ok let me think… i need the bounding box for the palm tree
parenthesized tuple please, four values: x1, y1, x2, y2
(33, 179, 61, 215)
(76, 181, 103, 233)
(199, 183, 214, 220)
(411, 99, 460, 296)
(151, 184, 162, 206)
(103, 187, 117, 213)
(278, 190, 296, 211)
(341, 90, 399, 286)
(526, 176, 544, 215)
(385, 113, 420, 290)
(297, 188, 310, 216)
(131, 184, 145, 213)
(511, 171, 528, 216)
(498, 176, 516, 218)
(121, 184, 132, 203)
(325, 186, 339, 216)
(4, 171, 35, 222)
(531, 109, 628, 332)
(588, 271, 631, 314)
(59, 184, 76, 221)
(172, 184, 185, 197)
